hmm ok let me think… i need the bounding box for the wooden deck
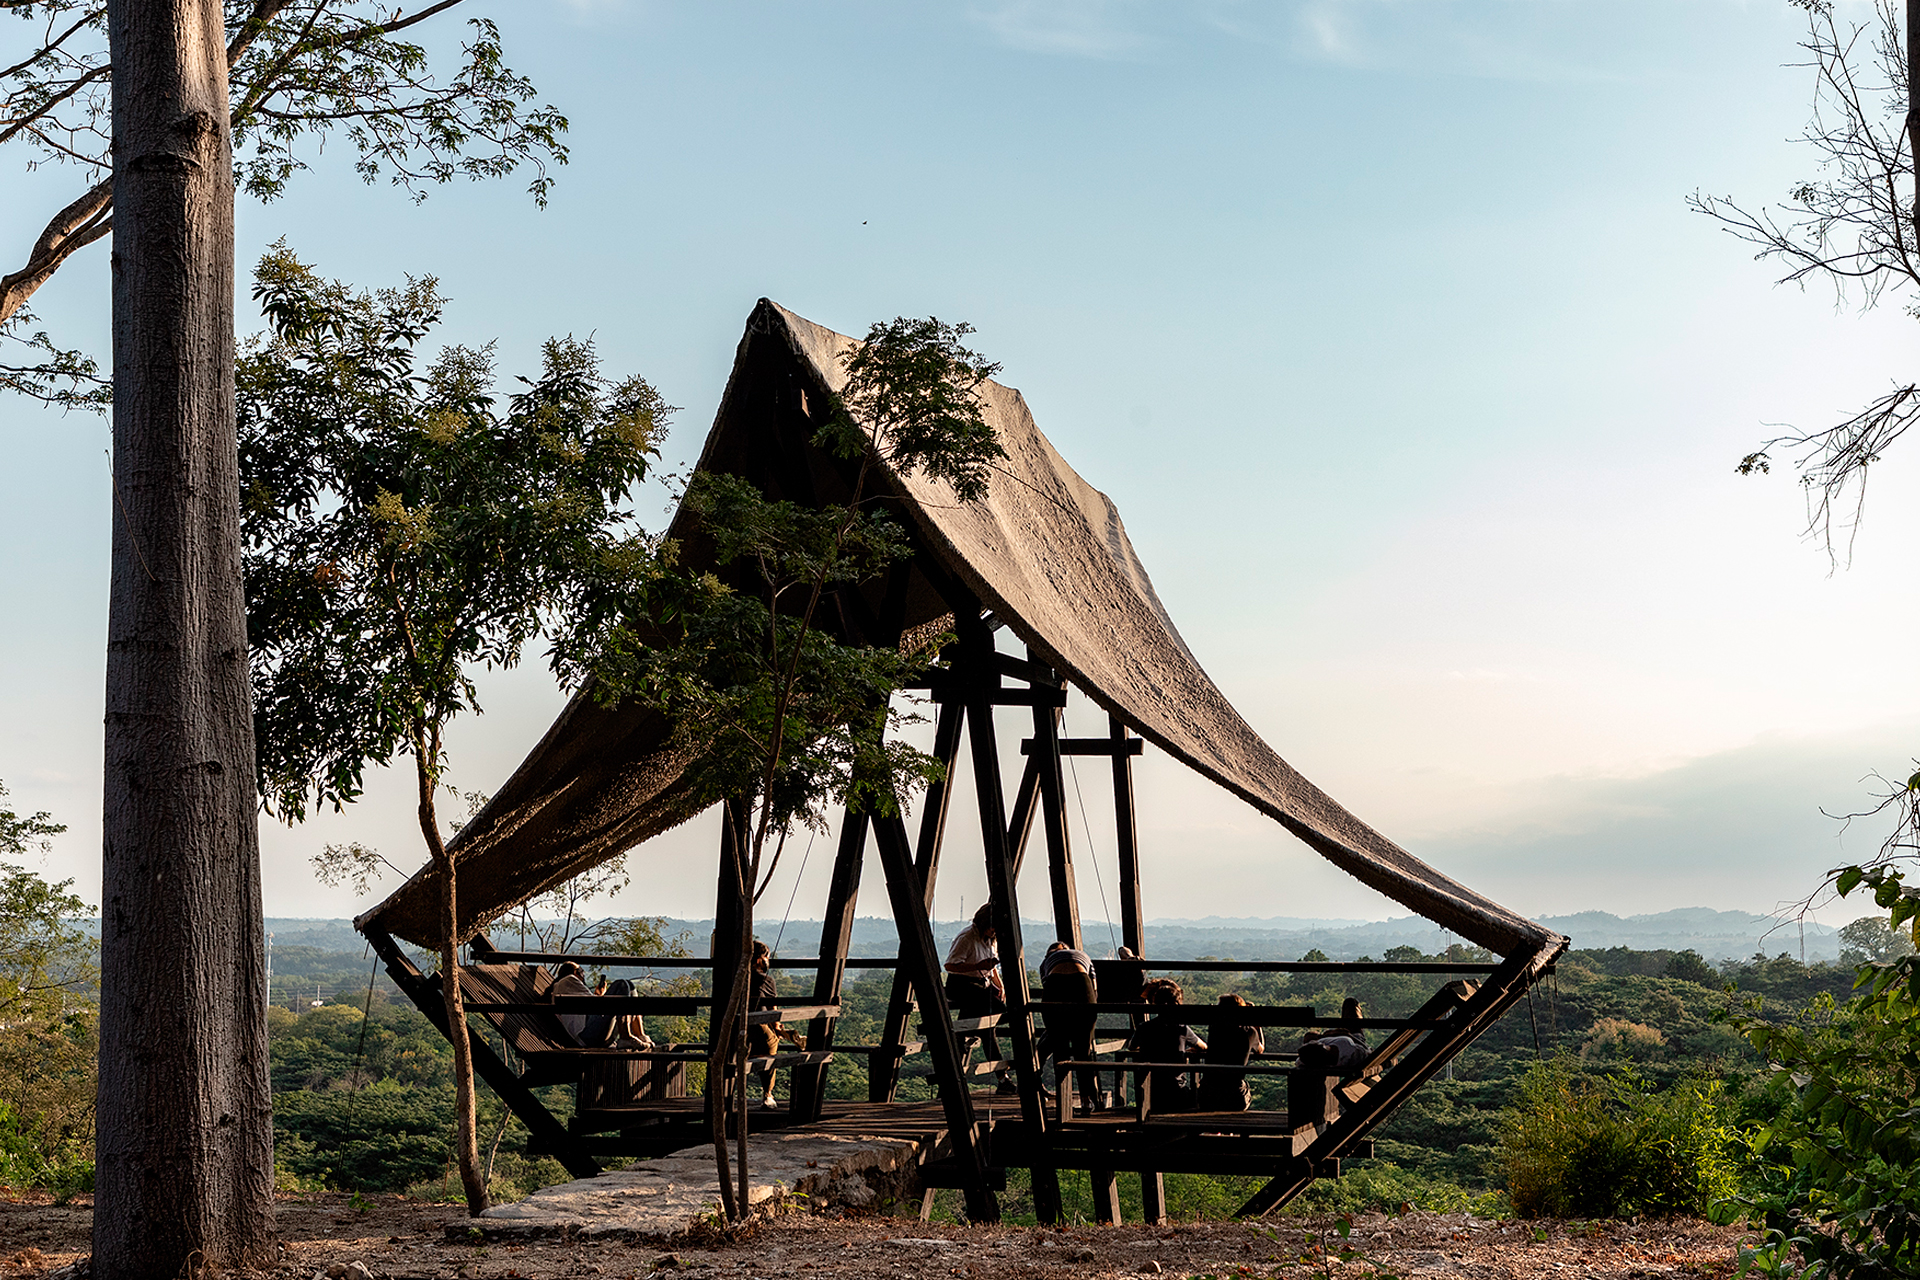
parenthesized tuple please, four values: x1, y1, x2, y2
(557, 1090, 1373, 1183)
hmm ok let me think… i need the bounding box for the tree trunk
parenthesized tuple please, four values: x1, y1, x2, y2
(94, 3, 274, 1275)
(1909, 1, 1920, 246)
(418, 765, 489, 1215)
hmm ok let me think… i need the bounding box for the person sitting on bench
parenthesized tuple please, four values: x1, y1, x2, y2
(748, 940, 793, 1109)
(945, 904, 1015, 1093)
(1198, 992, 1265, 1112)
(552, 961, 652, 1049)
(1128, 978, 1204, 1112)
(1298, 997, 1369, 1078)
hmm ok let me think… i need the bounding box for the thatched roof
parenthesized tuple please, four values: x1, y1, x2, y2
(359, 301, 1562, 960)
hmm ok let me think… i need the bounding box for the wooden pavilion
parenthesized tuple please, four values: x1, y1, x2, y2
(355, 300, 1568, 1223)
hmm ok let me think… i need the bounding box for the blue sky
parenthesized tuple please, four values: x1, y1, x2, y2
(5, 0, 1918, 932)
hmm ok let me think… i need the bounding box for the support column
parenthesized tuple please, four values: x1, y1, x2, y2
(962, 621, 1062, 1225)
(795, 808, 867, 1121)
(874, 699, 964, 1102)
(873, 810, 997, 1222)
(1089, 1168, 1122, 1225)
(1029, 650, 1081, 950)
(1110, 716, 1143, 958)
(1108, 716, 1158, 1216)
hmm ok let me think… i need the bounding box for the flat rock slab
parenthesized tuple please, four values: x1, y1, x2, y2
(467, 1132, 925, 1241)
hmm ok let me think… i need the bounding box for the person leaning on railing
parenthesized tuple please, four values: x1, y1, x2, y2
(1198, 993, 1264, 1111)
(1037, 940, 1104, 1111)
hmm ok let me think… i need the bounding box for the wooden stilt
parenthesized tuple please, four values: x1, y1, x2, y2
(1110, 716, 1144, 958)
(962, 620, 1062, 1225)
(364, 924, 600, 1179)
(872, 809, 997, 1222)
(794, 808, 867, 1121)
(1140, 1170, 1169, 1225)
(873, 698, 964, 1103)
(1089, 1167, 1122, 1224)
(1029, 650, 1081, 951)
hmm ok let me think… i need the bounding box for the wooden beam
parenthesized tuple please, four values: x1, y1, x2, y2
(873, 699, 965, 1103)
(1110, 716, 1144, 958)
(362, 924, 600, 1180)
(794, 809, 867, 1121)
(1028, 650, 1081, 952)
(962, 621, 1061, 1225)
(1019, 738, 1144, 757)
(871, 809, 998, 1222)
(1005, 754, 1041, 879)
(1233, 946, 1548, 1218)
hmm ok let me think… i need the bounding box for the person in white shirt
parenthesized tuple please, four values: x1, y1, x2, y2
(944, 904, 1015, 1093)
(551, 961, 593, 1043)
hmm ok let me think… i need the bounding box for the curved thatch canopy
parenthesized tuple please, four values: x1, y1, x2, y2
(359, 301, 1562, 961)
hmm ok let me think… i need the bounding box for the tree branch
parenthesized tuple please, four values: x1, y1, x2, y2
(0, 178, 112, 327)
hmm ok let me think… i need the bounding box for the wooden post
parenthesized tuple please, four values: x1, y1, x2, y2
(1107, 714, 1160, 1218)
(961, 621, 1062, 1225)
(873, 699, 964, 1102)
(1111, 715, 1143, 957)
(872, 810, 997, 1222)
(1029, 649, 1081, 950)
(795, 808, 867, 1121)
(1090, 1168, 1122, 1225)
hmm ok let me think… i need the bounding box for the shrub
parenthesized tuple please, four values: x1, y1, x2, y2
(1715, 900, 1920, 1278)
(1498, 1058, 1736, 1218)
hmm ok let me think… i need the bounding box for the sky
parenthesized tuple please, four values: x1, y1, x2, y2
(5, 0, 1919, 936)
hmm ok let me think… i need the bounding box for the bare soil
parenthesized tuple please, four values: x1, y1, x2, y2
(0, 1190, 1748, 1279)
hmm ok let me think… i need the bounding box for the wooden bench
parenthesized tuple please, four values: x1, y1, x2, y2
(455, 963, 690, 1102)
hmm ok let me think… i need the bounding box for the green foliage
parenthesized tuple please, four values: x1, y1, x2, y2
(0, 802, 97, 1199)
(0, 779, 64, 859)
(2, 1, 570, 410)
(821, 316, 1007, 502)
(1289, 1165, 1509, 1218)
(1499, 1058, 1737, 1219)
(1835, 915, 1915, 966)
(1717, 891, 1920, 1277)
(238, 246, 669, 818)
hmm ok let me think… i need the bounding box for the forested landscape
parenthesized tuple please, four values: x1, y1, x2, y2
(0, 833, 1903, 1230)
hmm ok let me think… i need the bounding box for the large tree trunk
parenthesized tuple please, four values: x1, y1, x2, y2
(94, 3, 275, 1276)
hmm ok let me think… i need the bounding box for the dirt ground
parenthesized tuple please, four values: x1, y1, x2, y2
(0, 1190, 1749, 1279)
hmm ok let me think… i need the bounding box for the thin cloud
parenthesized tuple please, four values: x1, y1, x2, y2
(969, 1, 1151, 59)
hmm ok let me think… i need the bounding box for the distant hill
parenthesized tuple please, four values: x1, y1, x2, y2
(236, 905, 1838, 974)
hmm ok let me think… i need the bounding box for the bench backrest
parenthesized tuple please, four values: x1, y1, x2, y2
(458, 963, 573, 1058)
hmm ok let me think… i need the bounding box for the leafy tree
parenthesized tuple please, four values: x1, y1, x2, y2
(556, 316, 1007, 1220)
(0, 780, 65, 858)
(6, 1, 570, 1269)
(1718, 894, 1920, 1278)
(1664, 949, 1720, 987)
(1836, 914, 1917, 965)
(0, 785, 96, 1200)
(241, 247, 667, 1214)
(2, 0, 567, 405)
